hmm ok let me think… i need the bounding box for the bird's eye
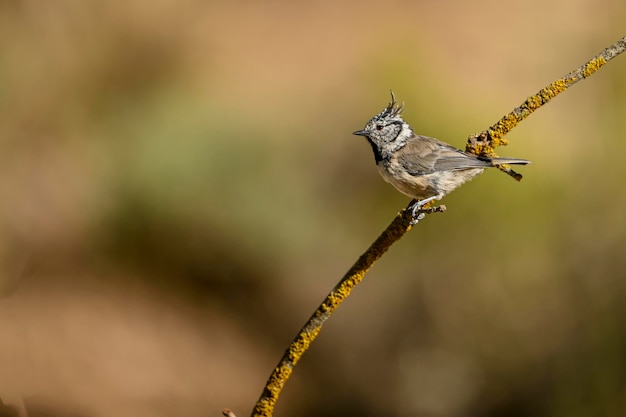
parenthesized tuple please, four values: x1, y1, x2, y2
(375, 124, 383, 130)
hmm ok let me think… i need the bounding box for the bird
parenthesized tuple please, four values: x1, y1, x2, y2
(353, 92, 530, 221)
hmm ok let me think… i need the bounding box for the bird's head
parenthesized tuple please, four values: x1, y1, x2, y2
(353, 91, 413, 161)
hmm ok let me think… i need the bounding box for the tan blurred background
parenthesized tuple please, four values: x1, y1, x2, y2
(0, 1, 625, 416)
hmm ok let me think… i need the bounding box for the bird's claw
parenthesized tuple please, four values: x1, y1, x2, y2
(407, 196, 439, 225)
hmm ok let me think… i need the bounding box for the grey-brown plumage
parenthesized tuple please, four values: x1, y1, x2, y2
(353, 92, 530, 202)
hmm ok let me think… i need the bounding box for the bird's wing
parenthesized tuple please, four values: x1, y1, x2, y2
(398, 135, 492, 175)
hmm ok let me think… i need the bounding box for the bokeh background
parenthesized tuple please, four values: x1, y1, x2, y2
(1, 1, 625, 416)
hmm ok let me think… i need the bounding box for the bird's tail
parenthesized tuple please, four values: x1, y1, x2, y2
(482, 157, 530, 182)
(486, 157, 531, 166)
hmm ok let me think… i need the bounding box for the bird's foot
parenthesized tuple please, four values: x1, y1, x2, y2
(407, 197, 446, 225)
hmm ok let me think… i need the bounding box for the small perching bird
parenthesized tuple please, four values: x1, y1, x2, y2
(353, 92, 530, 221)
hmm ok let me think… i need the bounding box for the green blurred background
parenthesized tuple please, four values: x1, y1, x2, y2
(0, 1, 625, 416)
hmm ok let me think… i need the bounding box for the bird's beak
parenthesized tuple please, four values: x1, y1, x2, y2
(353, 129, 367, 136)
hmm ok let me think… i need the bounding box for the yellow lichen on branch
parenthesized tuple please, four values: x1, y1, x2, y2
(241, 35, 626, 417)
(583, 56, 607, 77)
(467, 36, 625, 181)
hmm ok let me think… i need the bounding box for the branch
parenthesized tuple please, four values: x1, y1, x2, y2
(466, 35, 626, 181)
(224, 35, 626, 417)
(250, 202, 445, 417)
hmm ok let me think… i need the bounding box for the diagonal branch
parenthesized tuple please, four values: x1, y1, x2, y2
(237, 34, 626, 417)
(466, 35, 626, 181)
(250, 202, 445, 417)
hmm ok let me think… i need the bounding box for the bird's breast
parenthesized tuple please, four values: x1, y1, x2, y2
(376, 159, 484, 201)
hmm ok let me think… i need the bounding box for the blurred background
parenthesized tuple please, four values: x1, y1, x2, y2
(0, 1, 625, 416)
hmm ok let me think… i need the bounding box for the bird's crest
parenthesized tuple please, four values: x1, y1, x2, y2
(376, 90, 404, 119)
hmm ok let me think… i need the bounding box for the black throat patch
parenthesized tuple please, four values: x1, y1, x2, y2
(366, 138, 384, 163)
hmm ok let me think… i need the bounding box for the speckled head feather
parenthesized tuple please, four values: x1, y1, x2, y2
(377, 90, 404, 119)
(353, 91, 413, 162)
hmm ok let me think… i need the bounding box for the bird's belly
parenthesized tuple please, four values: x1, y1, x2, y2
(377, 163, 484, 201)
